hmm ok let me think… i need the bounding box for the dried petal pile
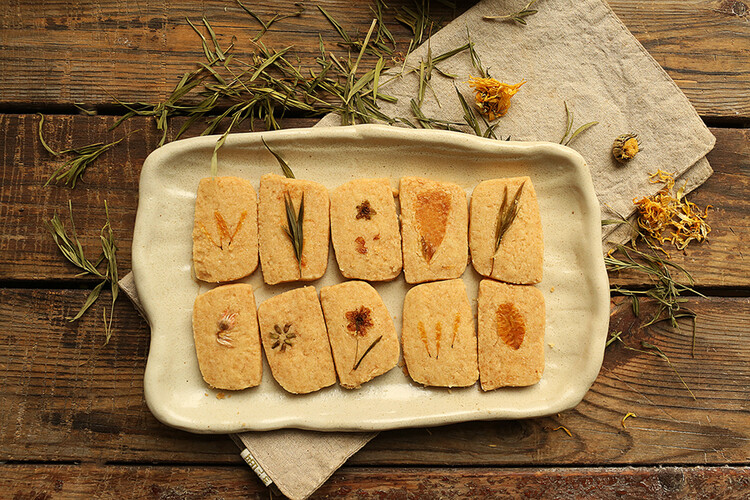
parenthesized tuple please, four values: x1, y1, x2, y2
(633, 170, 711, 251)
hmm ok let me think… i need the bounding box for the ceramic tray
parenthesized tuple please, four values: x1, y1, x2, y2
(132, 124, 609, 434)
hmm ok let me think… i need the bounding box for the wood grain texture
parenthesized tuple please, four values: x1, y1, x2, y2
(1, 465, 749, 499)
(0, 1, 748, 119)
(1, 114, 747, 287)
(1, 289, 747, 465)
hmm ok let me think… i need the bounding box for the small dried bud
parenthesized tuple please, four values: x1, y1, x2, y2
(612, 134, 640, 163)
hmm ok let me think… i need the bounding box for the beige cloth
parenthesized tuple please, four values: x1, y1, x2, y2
(318, 0, 715, 248)
(126, 1, 715, 498)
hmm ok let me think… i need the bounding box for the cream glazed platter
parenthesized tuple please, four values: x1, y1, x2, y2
(132, 124, 610, 434)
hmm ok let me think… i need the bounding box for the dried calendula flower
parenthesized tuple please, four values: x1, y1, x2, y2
(612, 133, 640, 162)
(633, 169, 711, 252)
(467, 77, 525, 120)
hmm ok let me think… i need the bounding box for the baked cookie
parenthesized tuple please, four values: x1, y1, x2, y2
(256, 286, 336, 394)
(258, 173, 330, 285)
(192, 283, 262, 390)
(470, 176, 543, 284)
(477, 279, 545, 390)
(330, 178, 402, 281)
(401, 279, 478, 387)
(399, 177, 468, 284)
(320, 280, 400, 389)
(192, 176, 258, 282)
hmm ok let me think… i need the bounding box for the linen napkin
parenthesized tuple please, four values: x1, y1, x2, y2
(125, 1, 715, 498)
(317, 0, 715, 247)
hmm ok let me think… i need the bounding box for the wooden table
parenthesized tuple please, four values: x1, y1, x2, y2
(1, 1, 748, 497)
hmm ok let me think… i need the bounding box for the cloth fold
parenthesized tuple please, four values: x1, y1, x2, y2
(126, 1, 715, 498)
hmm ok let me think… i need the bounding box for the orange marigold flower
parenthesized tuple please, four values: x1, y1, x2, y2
(467, 77, 525, 120)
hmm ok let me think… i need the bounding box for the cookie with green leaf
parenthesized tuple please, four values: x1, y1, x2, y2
(258, 173, 330, 285)
(469, 176, 543, 284)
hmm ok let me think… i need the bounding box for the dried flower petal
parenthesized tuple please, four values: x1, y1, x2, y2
(633, 170, 711, 252)
(495, 303, 525, 350)
(468, 77, 525, 120)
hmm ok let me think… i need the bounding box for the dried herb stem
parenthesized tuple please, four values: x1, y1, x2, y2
(559, 101, 598, 146)
(483, 0, 539, 25)
(262, 137, 295, 178)
(46, 200, 119, 343)
(610, 335, 697, 400)
(494, 181, 525, 252)
(353, 335, 383, 371)
(39, 115, 137, 188)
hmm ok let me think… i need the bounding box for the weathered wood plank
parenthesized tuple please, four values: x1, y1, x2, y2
(1, 464, 749, 499)
(0, 1, 749, 118)
(1, 289, 747, 465)
(1, 114, 747, 287)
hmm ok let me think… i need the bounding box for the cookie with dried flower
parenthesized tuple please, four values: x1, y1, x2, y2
(192, 176, 258, 283)
(477, 280, 545, 390)
(192, 283, 262, 390)
(399, 177, 469, 284)
(320, 280, 400, 389)
(330, 178, 402, 281)
(257, 286, 336, 394)
(401, 279, 478, 388)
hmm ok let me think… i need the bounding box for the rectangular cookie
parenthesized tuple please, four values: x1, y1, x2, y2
(256, 286, 336, 394)
(192, 176, 258, 283)
(258, 173, 330, 285)
(470, 177, 543, 284)
(320, 280, 400, 389)
(399, 177, 468, 284)
(401, 279, 478, 387)
(477, 279, 545, 390)
(192, 283, 262, 390)
(330, 178, 402, 281)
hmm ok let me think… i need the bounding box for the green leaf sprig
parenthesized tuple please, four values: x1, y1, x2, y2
(494, 180, 526, 253)
(47, 200, 119, 344)
(559, 101, 598, 146)
(39, 115, 137, 188)
(283, 192, 305, 274)
(262, 138, 295, 178)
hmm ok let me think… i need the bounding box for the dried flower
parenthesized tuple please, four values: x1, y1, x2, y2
(216, 310, 238, 348)
(495, 303, 526, 349)
(270, 323, 296, 352)
(468, 77, 525, 120)
(633, 170, 711, 251)
(346, 306, 374, 337)
(356, 200, 376, 220)
(612, 133, 640, 162)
